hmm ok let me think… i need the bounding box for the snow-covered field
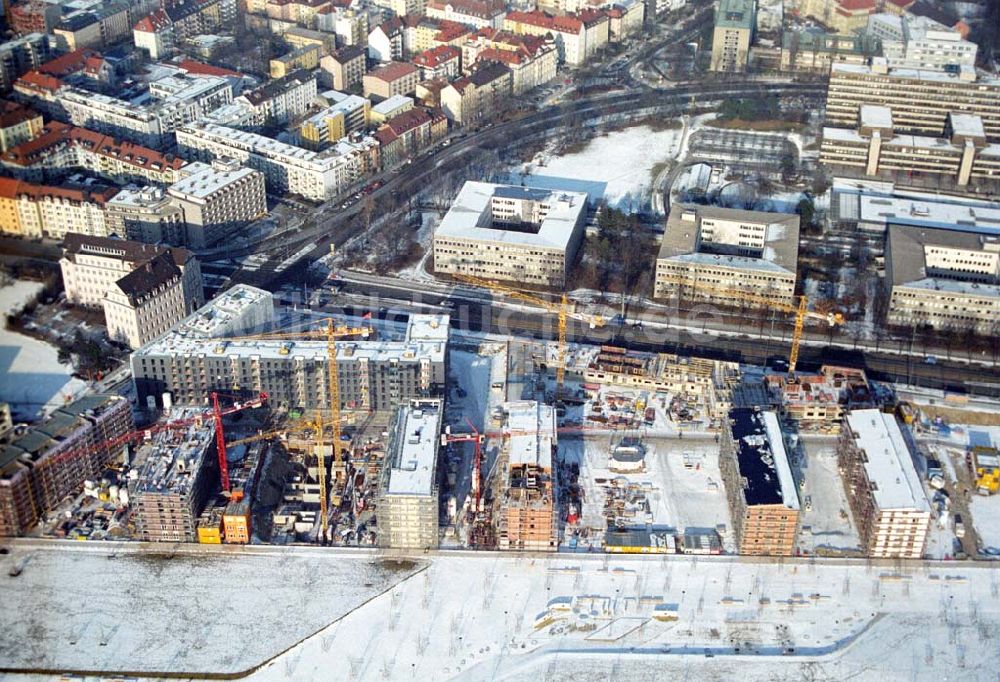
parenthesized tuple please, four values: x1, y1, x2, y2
(0, 544, 422, 676)
(0, 280, 86, 421)
(510, 125, 684, 211)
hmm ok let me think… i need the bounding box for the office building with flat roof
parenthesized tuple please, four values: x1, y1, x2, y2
(711, 0, 755, 72)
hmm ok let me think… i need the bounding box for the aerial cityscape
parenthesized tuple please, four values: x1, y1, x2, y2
(0, 0, 998, 679)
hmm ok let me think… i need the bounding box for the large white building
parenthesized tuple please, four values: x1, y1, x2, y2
(867, 13, 977, 72)
(653, 205, 800, 307)
(60, 233, 203, 313)
(884, 224, 1000, 334)
(166, 159, 267, 248)
(433, 181, 589, 287)
(102, 251, 189, 349)
(176, 121, 379, 202)
(839, 409, 931, 559)
(377, 399, 443, 550)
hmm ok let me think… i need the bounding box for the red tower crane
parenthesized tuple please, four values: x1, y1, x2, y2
(33, 392, 268, 485)
(441, 417, 485, 512)
(211, 391, 268, 493)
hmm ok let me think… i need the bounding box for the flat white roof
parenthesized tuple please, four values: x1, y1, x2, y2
(950, 113, 986, 139)
(861, 104, 893, 129)
(761, 411, 799, 511)
(386, 401, 442, 496)
(845, 410, 930, 512)
(832, 61, 991, 85)
(372, 94, 413, 115)
(436, 181, 588, 251)
(168, 163, 257, 199)
(503, 401, 555, 470)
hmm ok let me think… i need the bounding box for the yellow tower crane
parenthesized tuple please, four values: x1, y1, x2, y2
(454, 274, 606, 398)
(658, 275, 844, 373)
(207, 321, 370, 540)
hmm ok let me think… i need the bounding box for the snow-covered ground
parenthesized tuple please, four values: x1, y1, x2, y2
(0, 543, 422, 676)
(394, 210, 440, 281)
(510, 125, 684, 211)
(970, 495, 1000, 554)
(796, 439, 861, 555)
(0, 280, 87, 421)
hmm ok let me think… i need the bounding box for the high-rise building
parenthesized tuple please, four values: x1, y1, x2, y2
(378, 399, 443, 549)
(710, 0, 755, 72)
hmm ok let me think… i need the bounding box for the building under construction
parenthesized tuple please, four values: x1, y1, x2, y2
(130, 408, 218, 543)
(765, 365, 873, 433)
(131, 285, 449, 412)
(494, 401, 558, 552)
(0, 395, 133, 536)
(720, 407, 800, 556)
(584, 346, 740, 422)
(377, 399, 442, 550)
(197, 442, 267, 544)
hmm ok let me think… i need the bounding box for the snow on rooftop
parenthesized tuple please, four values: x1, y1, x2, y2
(386, 400, 442, 496)
(436, 181, 587, 251)
(371, 94, 412, 115)
(861, 104, 893, 129)
(167, 163, 256, 200)
(503, 400, 556, 470)
(845, 410, 930, 512)
(856, 194, 1000, 235)
(761, 411, 799, 511)
(950, 112, 986, 138)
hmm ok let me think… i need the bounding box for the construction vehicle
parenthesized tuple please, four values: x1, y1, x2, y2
(656, 274, 844, 373)
(454, 274, 606, 399)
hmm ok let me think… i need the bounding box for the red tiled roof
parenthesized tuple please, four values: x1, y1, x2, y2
(176, 59, 241, 77)
(0, 176, 21, 200)
(14, 70, 63, 94)
(835, 0, 876, 11)
(38, 48, 101, 78)
(133, 8, 170, 32)
(427, 0, 504, 19)
(506, 10, 583, 33)
(369, 60, 419, 82)
(477, 47, 525, 66)
(413, 45, 461, 68)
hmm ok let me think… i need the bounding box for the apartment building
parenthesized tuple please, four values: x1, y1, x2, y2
(60, 233, 203, 313)
(103, 252, 189, 349)
(825, 62, 1000, 142)
(868, 13, 976, 71)
(495, 401, 558, 552)
(130, 293, 449, 412)
(166, 159, 267, 249)
(320, 46, 367, 91)
(606, 0, 645, 42)
(797, 0, 877, 33)
(884, 224, 1000, 334)
(403, 16, 473, 55)
(462, 29, 557, 95)
(377, 399, 443, 549)
(270, 44, 322, 79)
(133, 8, 174, 59)
(503, 10, 609, 66)
(0, 33, 52, 92)
(440, 59, 512, 124)
(105, 186, 187, 244)
(0, 395, 133, 536)
(433, 181, 588, 287)
(720, 407, 799, 556)
(232, 69, 317, 128)
(0, 100, 43, 151)
(299, 92, 370, 149)
(364, 60, 421, 99)
(371, 94, 414, 123)
(283, 27, 338, 54)
(371, 0, 428, 19)
(820, 107, 1000, 189)
(710, 0, 754, 72)
(369, 17, 405, 62)
(653, 204, 800, 307)
(838, 409, 931, 558)
(176, 121, 379, 201)
(16, 70, 234, 148)
(412, 44, 462, 80)
(131, 408, 219, 543)
(374, 107, 447, 169)
(315, 6, 370, 47)
(0, 179, 117, 239)
(426, 0, 506, 30)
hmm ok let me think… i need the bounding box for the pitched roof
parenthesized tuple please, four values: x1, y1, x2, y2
(468, 59, 511, 86)
(412, 44, 461, 68)
(176, 59, 242, 77)
(114, 252, 182, 304)
(0, 100, 40, 128)
(14, 70, 63, 94)
(332, 44, 365, 63)
(369, 60, 419, 82)
(63, 233, 193, 267)
(133, 8, 170, 32)
(38, 48, 101, 78)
